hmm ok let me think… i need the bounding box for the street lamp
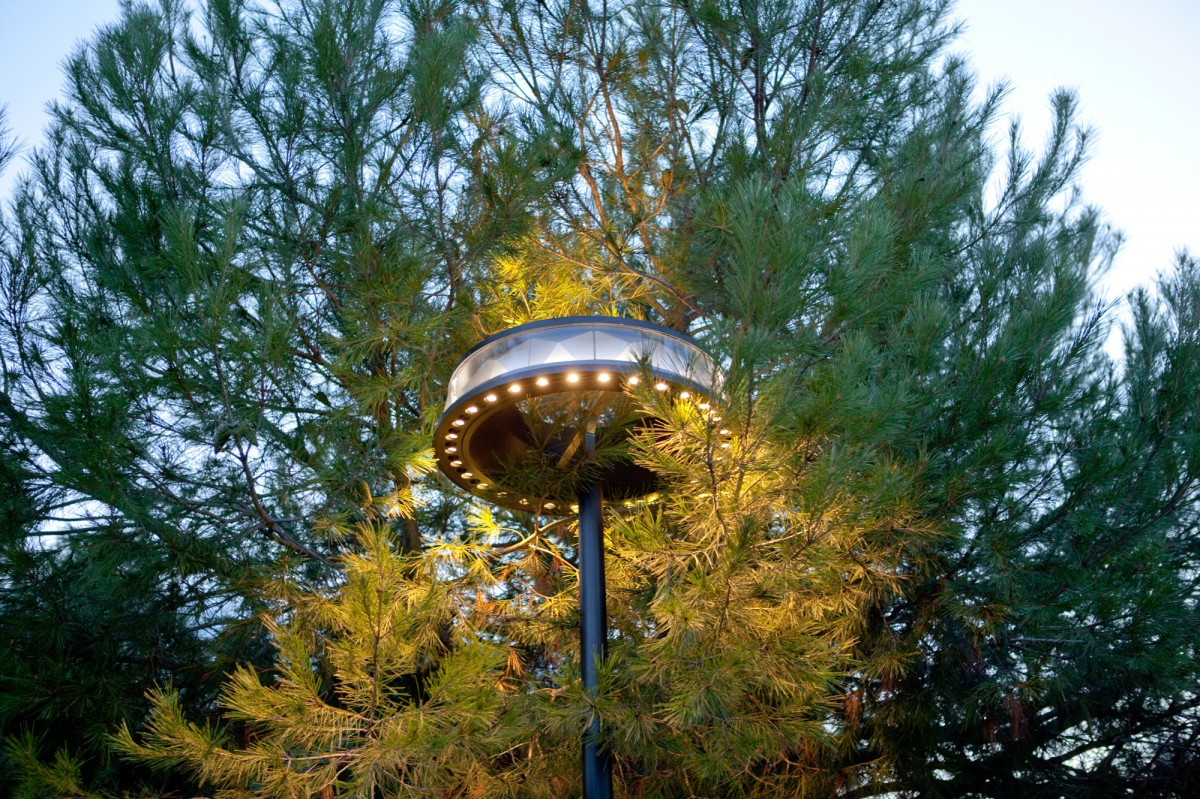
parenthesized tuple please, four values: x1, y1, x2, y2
(435, 316, 719, 799)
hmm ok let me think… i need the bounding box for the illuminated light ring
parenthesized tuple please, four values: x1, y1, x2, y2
(435, 316, 718, 515)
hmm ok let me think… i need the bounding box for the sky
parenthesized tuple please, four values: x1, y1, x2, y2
(2, 0, 1197, 338)
(953, 0, 1200, 314)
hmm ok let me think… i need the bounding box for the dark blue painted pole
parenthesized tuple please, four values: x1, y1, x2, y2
(577, 429, 612, 799)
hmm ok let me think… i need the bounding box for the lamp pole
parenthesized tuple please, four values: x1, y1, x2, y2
(577, 429, 612, 799)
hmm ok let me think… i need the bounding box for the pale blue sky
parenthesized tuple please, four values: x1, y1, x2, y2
(0, 0, 123, 157)
(954, 0, 1200, 314)
(2, 0, 1197, 329)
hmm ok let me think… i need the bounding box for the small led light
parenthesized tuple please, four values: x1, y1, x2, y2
(720, 442, 730, 449)
(509, 383, 522, 393)
(720, 428, 731, 436)
(654, 381, 669, 391)
(597, 372, 611, 383)
(570, 504, 579, 512)
(465, 405, 479, 414)
(461, 472, 473, 479)
(712, 416, 721, 422)
(536, 376, 550, 387)
(452, 418, 466, 427)
(627, 375, 640, 386)
(485, 393, 498, 402)
(446, 432, 458, 440)
(566, 373, 579, 383)
(477, 483, 489, 489)
(545, 502, 557, 509)
(450, 459, 463, 467)
(679, 390, 691, 399)
(445, 446, 457, 453)
(699, 401, 710, 409)
(497, 491, 508, 497)
(519, 498, 529, 505)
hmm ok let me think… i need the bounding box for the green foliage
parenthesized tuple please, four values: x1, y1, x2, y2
(114, 521, 514, 797)
(1, 0, 1198, 797)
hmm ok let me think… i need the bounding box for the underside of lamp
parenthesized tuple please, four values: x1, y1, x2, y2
(434, 316, 719, 515)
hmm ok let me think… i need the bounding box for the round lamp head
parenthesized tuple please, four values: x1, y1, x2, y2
(435, 316, 717, 515)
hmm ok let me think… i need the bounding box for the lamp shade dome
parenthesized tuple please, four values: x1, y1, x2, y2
(435, 316, 718, 514)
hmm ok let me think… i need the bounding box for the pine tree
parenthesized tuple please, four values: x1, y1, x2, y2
(115, 518, 517, 798)
(2, 0, 1198, 796)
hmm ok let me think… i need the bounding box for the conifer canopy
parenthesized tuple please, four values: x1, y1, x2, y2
(1, 0, 1197, 796)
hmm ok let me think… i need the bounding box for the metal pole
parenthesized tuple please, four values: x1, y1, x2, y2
(577, 429, 612, 799)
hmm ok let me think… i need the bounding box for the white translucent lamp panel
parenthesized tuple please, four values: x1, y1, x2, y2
(472, 335, 533, 384)
(647, 337, 684, 377)
(595, 326, 709, 384)
(655, 337, 714, 387)
(593, 327, 653, 366)
(444, 321, 715, 408)
(446, 335, 531, 408)
(446, 369, 471, 409)
(527, 328, 598, 367)
(445, 347, 487, 407)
